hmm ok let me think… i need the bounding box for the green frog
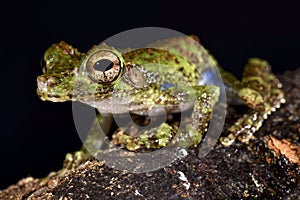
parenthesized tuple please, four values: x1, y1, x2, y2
(37, 35, 285, 170)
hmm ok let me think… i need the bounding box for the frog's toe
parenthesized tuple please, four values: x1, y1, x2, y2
(238, 132, 254, 144)
(220, 133, 236, 147)
(62, 150, 90, 171)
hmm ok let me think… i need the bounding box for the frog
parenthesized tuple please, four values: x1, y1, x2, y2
(37, 35, 285, 171)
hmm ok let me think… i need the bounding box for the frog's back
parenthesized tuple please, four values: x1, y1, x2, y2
(152, 36, 216, 67)
(123, 47, 198, 86)
(122, 36, 219, 87)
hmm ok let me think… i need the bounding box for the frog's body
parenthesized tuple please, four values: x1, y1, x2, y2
(37, 36, 285, 168)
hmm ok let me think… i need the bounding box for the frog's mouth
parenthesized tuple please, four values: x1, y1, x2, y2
(81, 95, 195, 116)
(37, 72, 115, 102)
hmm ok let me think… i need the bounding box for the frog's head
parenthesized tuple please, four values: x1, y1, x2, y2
(37, 41, 200, 114)
(37, 41, 125, 103)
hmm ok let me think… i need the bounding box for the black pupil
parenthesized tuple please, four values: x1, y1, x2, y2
(93, 59, 114, 72)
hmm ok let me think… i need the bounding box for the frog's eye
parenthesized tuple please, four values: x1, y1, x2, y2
(86, 50, 122, 83)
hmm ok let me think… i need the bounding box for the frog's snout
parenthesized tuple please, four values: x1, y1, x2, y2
(37, 75, 70, 102)
(37, 75, 48, 93)
(37, 75, 60, 92)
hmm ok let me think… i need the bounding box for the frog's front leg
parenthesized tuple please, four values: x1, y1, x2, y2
(60, 113, 112, 174)
(220, 58, 285, 146)
(114, 85, 219, 151)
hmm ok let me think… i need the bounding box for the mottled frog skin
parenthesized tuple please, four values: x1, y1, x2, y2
(37, 35, 285, 155)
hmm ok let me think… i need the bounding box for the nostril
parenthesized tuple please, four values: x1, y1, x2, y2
(47, 76, 59, 87)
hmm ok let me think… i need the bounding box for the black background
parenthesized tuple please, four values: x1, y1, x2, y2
(1, 1, 300, 189)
